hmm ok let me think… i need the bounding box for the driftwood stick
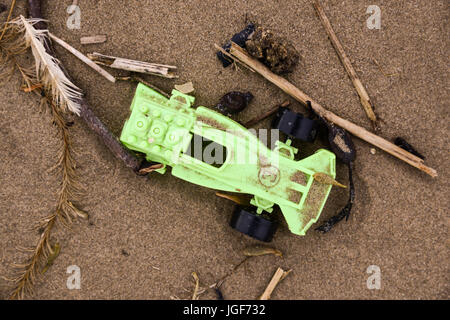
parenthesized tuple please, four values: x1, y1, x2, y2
(88, 52, 178, 78)
(259, 267, 291, 300)
(49, 33, 116, 83)
(28, 0, 142, 173)
(214, 43, 255, 72)
(313, 0, 378, 129)
(229, 43, 437, 177)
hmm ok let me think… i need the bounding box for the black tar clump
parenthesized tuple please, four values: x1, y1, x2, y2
(216, 91, 254, 115)
(217, 23, 256, 67)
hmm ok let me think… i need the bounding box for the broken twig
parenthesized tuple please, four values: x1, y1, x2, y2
(88, 52, 177, 78)
(259, 267, 291, 300)
(0, 0, 16, 41)
(214, 44, 255, 72)
(116, 75, 171, 98)
(191, 272, 200, 300)
(314, 0, 378, 130)
(48, 33, 116, 83)
(228, 43, 437, 177)
(215, 192, 251, 206)
(138, 163, 164, 175)
(80, 35, 107, 45)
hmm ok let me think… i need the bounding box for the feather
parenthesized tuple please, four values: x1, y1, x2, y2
(13, 16, 82, 115)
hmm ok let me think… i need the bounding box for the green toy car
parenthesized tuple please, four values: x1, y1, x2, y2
(120, 83, 336, 242)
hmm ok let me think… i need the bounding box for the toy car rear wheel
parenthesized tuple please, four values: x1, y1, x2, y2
(230, 206, 277, 242)
(272, 107, 318, 142)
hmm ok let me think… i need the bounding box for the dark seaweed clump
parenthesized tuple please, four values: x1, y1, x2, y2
(245, 27, 300, 74)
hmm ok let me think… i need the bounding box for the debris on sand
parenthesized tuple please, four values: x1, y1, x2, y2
(80, 35, 107, 45)
(242, 245, 283, 258)
(217, 23, 256, 67)
(259, 267, 292, 300)
(41, 243, 61, 274)
(191, 272, 200, 300)
(175, 81, 195, 94)
(313, 172, 347, 188)
(245, 26, 300, 74)
(216, 91, 253, 115)
(88, 52, 177, 79)
(394, 137, 425, 160)
(215, 192, 251, 206)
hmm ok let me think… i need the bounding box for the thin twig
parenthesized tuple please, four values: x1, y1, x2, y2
(259, 267, 291, 300)
(228, 43, 437, 177)
(80, 35, 106, 45)
(191, 272, 200, 300)
(0, 0, 16, 42)
(314, 1, 378, 130)
(116, 75, 171, 98)
(214, 44, 255, 73)
(372, 58, 399, 77)
(244, 100, 290, 127)
(88, 52, 177, 78)
(48, 33, 116, 83)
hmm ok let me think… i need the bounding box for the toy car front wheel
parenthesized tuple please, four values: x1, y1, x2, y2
(230, 206, 277, 242)
(272, 107, 318, 142)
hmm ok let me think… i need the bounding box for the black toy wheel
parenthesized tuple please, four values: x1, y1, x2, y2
(272, 107, 318, 142)
(230, 206, 277, 242)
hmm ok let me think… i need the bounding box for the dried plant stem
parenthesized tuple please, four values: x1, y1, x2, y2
(9, 214, 56, 300)
(88, 52, 177, 78)
(8, 91, 87, 299)
(259, 267, 291, 300)
(214, 43, 255, 72)
(229, 43, 437, 177)
(191, 272, 200, 300)
(46, 93, 88, 222)
(0, 0, 16, 41)
(80, 35, 106, 45)
(313, 0, 378, 130)
(116, 75, 171, 99)
(48, 33, 116, 83)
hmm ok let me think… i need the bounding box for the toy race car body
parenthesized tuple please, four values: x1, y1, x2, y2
(120, 83, 336, 239)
